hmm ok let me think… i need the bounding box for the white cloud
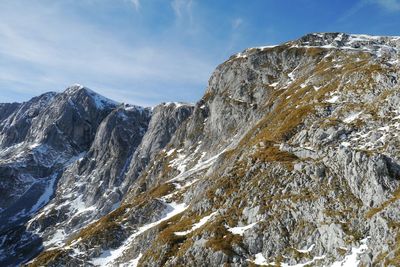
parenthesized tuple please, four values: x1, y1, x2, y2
(338, 0, 400, 22)
(171, 0, 193, 19)
(232, 18, 243, 29)
(372, 0, 400, 11)
(130, 0, 140, 11)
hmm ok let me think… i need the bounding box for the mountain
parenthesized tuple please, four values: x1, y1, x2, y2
(0, 33, 400, 266)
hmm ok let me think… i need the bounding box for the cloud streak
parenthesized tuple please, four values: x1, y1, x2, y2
(232, 18, 243, 30)
(131, 0, 140, 10)
(171, 0, 193, 18)
(372, 0, 400, 11)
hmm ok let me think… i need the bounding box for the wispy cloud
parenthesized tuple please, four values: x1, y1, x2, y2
(171, 0, 193, 20)
(338, 0, 400, 22)
(130, 0, 140, 11)
(372, 0, 400, 11)
(231, 18, 243, 30)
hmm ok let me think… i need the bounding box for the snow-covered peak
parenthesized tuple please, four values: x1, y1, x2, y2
(64, 84, 119, 110)
(64, 84, 85, 94)
(288, 32, 400, 56)
(232, 32, 400, 61)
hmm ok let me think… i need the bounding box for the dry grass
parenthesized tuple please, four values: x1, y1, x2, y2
(365, 187, 400, 219)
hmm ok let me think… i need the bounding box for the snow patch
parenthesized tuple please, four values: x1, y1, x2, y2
(341, 141, 351, 147)
(249, 252, 326, 266)
(85, 88, 118, 109)
(227, 222, 257, 236)
(313, 85, 322, 91)
(253, 253, 268, 265)
(165, 148, 176, 157)
(91, 202, 187, 266)
(67, 195, 96, 218)
(235, 52, 247, 59)
(258, 45, 278, 50)
(343, 112, 362, 123)
(326, 95, 339, 103)
(331, 237, 370, 267)
(288, 71, 295, 81)
(43, 229, 67, 247)
(163, 102, 191, 108)
(169, 149, 225, 182)
(29, 173, 58, 214)
(296, 244, 315, 253)
(270, 82, 279, 87)
(175, 211, 217, 236)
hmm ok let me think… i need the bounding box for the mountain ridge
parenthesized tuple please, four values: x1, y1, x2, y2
(1, 32, 400, 266)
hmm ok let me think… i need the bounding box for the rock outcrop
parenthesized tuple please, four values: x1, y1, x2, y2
(1, 33, 400, 267)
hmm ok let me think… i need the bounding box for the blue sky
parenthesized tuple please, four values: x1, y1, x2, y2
(1, 0, 400, 106)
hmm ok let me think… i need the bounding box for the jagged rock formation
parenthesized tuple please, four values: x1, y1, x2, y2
(0, 85, 193, 266)
(1, 33, 400, 266)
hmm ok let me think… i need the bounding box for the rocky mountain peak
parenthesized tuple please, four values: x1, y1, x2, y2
(292, 32, 400, 53)
(231, 32, 400, 65)
(1, 33, 400, 266)
(63, 84, 119, 110)
(63, 83, 93, 96)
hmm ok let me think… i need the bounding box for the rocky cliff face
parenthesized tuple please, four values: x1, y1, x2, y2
(1, 33, 400, 267)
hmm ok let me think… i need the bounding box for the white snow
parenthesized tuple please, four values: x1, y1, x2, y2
(313, 85, 322, 91)
(288, 71, 295, 81)
(91, 202, 187, 266)
(175, 211, 217, 236)
(165, 148, 176, 157)
(341, 141, 351, 147)
(331, 237, 370, 267)
(164, 102, 191, 108)
(296, 244, 315, 253)
(43, 229, 67, 247)
(343, 112, 362, 123)
(235, 52, 247, 59)
(348, 34, 381, 43)
(378, 125, 390, 132)
(258, 45, 278, 50)
(29, 143, 41, 149)
(124, 105, 147, 113)
(227, 222, 257, 236)
(289, 34, 400, 59)
(169, 150, 225, 182)
(270, 82, 279, 87)
(66, 195, 96, 219)
(249, 252, 325, 267)
(85, 88, 119, 109)
(29, 173, 57, 213)
(161, 179, 200, 201)
(253, 253, 268, 265)
(326, 95, 339, 103)
(169, 151, 188, 173)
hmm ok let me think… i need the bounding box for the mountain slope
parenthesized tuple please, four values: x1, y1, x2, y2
(0, 85, 195, 266)
(0, 85, 121, 265)
(1, 32, 400, 266)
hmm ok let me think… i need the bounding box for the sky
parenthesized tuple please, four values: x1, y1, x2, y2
(0, 0, 400, 106)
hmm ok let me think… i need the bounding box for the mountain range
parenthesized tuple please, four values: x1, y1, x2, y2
(1, 32, 400, 266)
